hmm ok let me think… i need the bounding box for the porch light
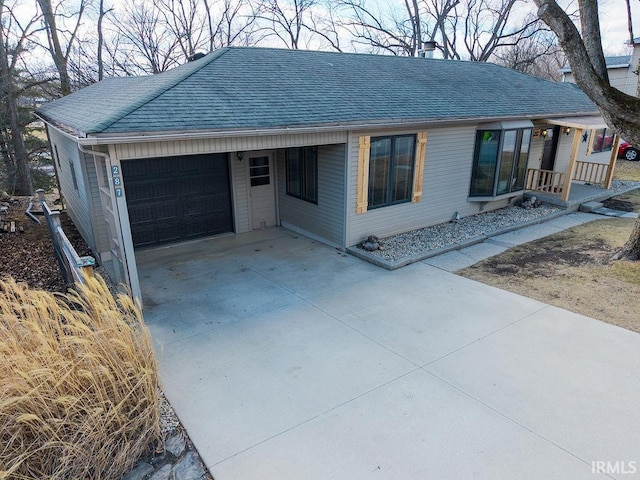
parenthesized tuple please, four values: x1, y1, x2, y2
(541, 129, 548, 138)
(236, 151, 244, 161)
(564, 127, 571, 135)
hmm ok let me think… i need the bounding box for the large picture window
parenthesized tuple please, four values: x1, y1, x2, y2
(368, 135, 415, 208)
(286, 146, 318, 203)
(469, 128, 532, 197)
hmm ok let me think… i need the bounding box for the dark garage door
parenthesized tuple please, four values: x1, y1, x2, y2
(121, 153, 233, 248)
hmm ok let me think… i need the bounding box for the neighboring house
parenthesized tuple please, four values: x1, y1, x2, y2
(560, 38, 640, 96)
(35, 47, 616, 301)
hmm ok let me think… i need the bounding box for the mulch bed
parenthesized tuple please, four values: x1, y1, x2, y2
(0, 196, 91, 292)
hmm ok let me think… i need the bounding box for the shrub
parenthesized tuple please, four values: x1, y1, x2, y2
(0, 276, 160, 479)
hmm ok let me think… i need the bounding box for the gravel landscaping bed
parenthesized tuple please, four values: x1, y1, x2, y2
(603, 180, 640, 194)
(358, 180, 640, 266)
(358, 204, 562, 264)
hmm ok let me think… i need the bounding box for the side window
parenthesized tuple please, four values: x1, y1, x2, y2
(368, 135, 415, 209)
(70, 160, 79, 191)
(286, 147, 318, 203)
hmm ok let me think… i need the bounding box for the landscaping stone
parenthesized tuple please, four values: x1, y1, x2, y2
(149, 464, 172, 480)
(122, 462, 154, 480)
(164, 431, 186, 457)
(355, 204, 563, 266)
(171, 451, 206, 480)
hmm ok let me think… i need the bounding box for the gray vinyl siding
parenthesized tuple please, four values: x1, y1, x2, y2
(81, 150, 111, 257)
(230, 153, 250, 233)
(553, 130, 613, 173)
(563, 69, 633, 95)
(113, 132, 348, 160)
(345, 125, 516, 247)
(277, 144, 346, 247)
(528, 127, 545, 169)
(47, 127, 96, 252)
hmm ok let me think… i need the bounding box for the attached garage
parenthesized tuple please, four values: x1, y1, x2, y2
(121, 153, 233, 248)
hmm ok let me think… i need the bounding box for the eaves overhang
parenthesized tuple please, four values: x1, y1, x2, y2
(35, 111, 602, 146)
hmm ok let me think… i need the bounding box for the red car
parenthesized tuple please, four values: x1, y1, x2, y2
(618, 141, 639, 161)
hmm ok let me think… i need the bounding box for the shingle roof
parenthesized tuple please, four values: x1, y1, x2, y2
(560, 55, 631, 73)
(37, 47, 598, 136)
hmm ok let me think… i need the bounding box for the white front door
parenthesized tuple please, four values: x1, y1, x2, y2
(248, 153, 276, 229)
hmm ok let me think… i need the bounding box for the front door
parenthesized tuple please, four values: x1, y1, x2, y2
(541, 125, 560, 171)
(248, 153, 276, 229)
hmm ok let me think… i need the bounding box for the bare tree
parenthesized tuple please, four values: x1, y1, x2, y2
(0, 0, 49, 195)
(340, 0, 427, 55)
(97, 0, 114, 80)
(36, 0, 87, 95)
(625, 0, 634, 44)
(254, 0, 317, 49)
(338, 0, 539, 60)
(305, 0, 345, 51)
(534, 0, 640, 259)
(154, 0, 208, 58)
(424, 0, 460, 58)
(444, 0, 544, 61)
(493, 32, 565, 81)
(205, 0, 260, 50)
(111, 2, 182, 74)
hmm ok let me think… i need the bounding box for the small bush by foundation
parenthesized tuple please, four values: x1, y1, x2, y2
(0, 276, 160, 480)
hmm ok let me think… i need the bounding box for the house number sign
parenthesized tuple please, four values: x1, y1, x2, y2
(111, 165, 123, 197)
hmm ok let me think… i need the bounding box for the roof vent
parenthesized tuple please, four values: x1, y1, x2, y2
(188, 52, 207, 62)
(418, 41, 437, 59)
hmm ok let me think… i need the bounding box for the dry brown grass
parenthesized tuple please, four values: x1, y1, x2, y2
(0, 275, 160, 480)
(459, 218, 640, 333)
(613, 159, 640, 182)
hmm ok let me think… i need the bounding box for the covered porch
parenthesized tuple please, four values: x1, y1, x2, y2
(525, 116, 619, 207)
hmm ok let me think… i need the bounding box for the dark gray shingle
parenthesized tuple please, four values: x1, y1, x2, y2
(37, 47, 598, 135)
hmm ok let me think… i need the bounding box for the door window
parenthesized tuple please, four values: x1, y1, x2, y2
(250, 156, 270, 186)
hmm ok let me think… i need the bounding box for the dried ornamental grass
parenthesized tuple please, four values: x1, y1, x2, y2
(0, 276, 160, 480)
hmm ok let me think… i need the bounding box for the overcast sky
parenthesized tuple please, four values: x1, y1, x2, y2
(17, 0, 640, 58)
(582, 0, 639, 53)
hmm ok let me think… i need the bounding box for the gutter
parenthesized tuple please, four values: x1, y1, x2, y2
(38, 111, 600, 146)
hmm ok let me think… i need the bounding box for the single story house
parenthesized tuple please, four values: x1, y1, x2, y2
(35, 47, 617, 301)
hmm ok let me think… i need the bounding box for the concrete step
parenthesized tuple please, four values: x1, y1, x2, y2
(579, 201, 604, 212)
(592, 207, 639, 218)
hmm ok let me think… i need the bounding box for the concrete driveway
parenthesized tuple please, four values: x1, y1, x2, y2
(138, 228, 640, 480)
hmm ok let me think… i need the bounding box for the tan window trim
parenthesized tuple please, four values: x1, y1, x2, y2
(356, 135, 370, 214)
(412, 132, 427, 202)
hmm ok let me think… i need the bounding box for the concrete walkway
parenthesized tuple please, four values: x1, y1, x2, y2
(424, 211, 628, 272)
(139, 224, 640, 480)
(424, 209, 638, 272)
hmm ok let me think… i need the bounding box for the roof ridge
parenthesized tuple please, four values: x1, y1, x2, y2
(89, 48, 230, 133)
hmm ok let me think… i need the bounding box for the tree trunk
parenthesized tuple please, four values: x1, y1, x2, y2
(534, 0, 640, 261)
(97, 0, 105, 81)
(0, 0, 31, 194)
(578, 0, 608, 82)
(9, 101, 31, 195)
(612, 218, 640, 261)
(37, 0, 72, 95)
(534, 0, 640, 147)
